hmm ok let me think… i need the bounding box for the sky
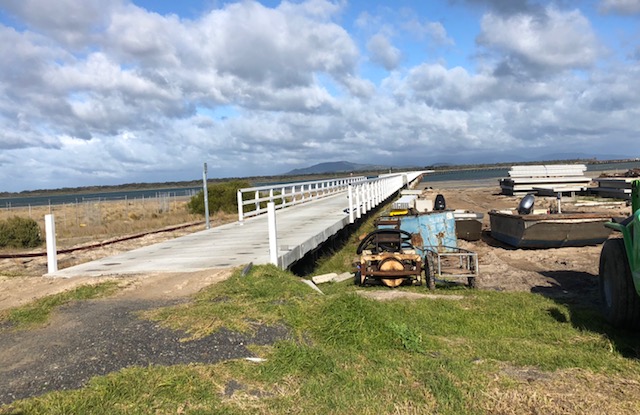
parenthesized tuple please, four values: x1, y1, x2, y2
(0, 0, 639, 192)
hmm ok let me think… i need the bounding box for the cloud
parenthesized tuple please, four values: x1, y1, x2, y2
(404, 19, 455, 47)
(599, 0, 640, 14)
(0, 0, 639, 191)
(478, 6, 601, 75)
(367, 33, 402, 70)
(0, 0, 122, 49)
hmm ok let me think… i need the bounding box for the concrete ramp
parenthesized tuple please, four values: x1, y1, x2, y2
(49, 193, 352, 277)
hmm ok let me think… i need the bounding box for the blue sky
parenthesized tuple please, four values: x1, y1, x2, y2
(0, 0, 639, 191)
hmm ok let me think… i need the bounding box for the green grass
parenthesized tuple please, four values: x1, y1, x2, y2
(0, 281, 120, 329)
(4, 264, 640, 414)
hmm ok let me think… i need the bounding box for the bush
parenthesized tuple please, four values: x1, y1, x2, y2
(187, 180, 251, 215)
(0, 216, 44, 248)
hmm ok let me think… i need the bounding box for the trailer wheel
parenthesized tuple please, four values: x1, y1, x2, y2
(467, 277, 477, 289)
(599, 238, 640, 329)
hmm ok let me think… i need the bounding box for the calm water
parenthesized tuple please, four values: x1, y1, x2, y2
(2, 161, 638, 208)
(0, 187, 201, 209)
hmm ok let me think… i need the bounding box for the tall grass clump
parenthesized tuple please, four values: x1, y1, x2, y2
(0, 216, 43, 248)
(187, 180, 250, 215)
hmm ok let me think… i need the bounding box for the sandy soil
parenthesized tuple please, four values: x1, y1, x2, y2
(0, 182, 631, 311)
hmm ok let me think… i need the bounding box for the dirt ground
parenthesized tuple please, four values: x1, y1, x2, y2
(0, 181, 632, 311)
(425, 182, 628, 300)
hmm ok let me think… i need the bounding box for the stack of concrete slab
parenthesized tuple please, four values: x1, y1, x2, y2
(499, 164, 591, 196)
(590, 176, 636, 200)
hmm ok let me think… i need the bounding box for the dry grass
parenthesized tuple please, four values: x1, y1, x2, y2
(482, 365, 640, 414)
(0, 196, 210, 250)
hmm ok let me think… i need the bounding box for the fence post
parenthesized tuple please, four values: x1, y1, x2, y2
(45, 214, 58, 274)
(202, 163, 210, 229)
(268, 202, 279, 267)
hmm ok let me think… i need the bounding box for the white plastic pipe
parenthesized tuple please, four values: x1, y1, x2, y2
(45, 214, 58, 274)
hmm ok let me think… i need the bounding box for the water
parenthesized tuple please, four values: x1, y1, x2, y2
(0, 187, 201, 209)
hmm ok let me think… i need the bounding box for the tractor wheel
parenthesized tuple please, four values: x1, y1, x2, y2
(599, 238, 640, 329)
(354, 271, 361, 286)
(424, 261, 435, 290)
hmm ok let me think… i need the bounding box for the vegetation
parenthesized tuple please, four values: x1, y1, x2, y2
(187, 180, 250, 215)
(0, 216, 43, 248)
(3, 264, 640, 413)
(0, 281, 120, 329)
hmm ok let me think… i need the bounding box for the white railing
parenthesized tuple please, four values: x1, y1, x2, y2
(237, 176, 367, 222)
(266, 171, 428, 267)
(346, 174, 407, 223)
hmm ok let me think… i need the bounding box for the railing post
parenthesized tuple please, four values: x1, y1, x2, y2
(237, 190, 244, 223)
(254, 190, 260, 213)
(356, 184, 362, 219)
(348, 184, 354, 224)
(268, 202, 279, 267)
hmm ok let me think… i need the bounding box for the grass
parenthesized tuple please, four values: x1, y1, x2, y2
(3, 264, 640, 414)
(0, 281, 120, 329)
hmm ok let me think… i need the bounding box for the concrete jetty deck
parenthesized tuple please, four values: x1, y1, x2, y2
(49, 171, 426, 278)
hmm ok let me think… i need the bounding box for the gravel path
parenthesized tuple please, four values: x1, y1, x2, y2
(0, 297, 289, 405)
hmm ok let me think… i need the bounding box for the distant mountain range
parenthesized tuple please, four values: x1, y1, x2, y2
(284, 161, 388, 175)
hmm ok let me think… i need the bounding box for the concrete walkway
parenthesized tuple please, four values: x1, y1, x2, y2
(50, 193, 356, 278)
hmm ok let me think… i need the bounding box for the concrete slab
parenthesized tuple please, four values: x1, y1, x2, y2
(49, 193, 360, 278)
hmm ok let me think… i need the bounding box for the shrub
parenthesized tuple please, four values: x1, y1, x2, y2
(0, 216, 44, 248)
(187, 180, 251, 215)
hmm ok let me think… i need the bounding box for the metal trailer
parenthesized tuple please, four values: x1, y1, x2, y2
(420, 246, 479, 290)
(376, 212, 479, 289)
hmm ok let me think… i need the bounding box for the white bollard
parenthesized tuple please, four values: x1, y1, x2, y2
(267, 202, 279, 267)
(45, 214, 58, 274)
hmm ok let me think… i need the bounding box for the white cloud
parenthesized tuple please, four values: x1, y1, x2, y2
(0, 0, 639, 191)
(478, 6, 601, 72)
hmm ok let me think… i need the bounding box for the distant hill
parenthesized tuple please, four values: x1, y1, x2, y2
(284, 161, 388, 175)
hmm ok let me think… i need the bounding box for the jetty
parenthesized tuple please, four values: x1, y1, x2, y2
(49, 172, 426, 277)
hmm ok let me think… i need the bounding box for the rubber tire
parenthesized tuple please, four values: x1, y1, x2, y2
(354, 271, 362, 286)
(467, 277, 477, 289)
(599, 238, 640, 329)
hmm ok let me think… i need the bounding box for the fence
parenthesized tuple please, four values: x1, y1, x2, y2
(237, 176, 367, 222)
(0, 193, 199, 247)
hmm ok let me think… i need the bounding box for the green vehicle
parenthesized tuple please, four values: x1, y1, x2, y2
(599, 180, 640, 329)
